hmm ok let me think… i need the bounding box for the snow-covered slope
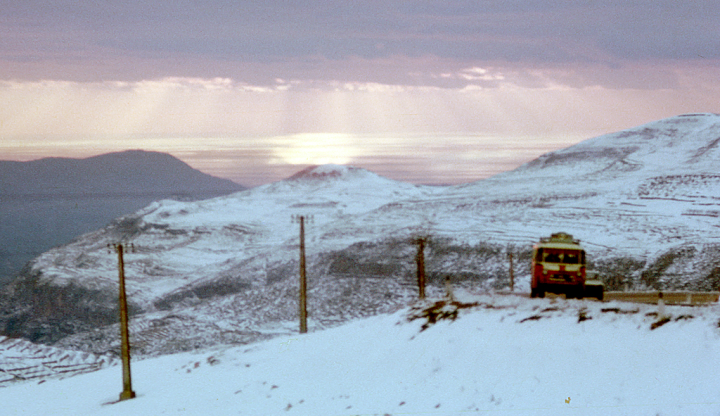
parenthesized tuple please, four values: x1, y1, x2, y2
(0, 164, 442, 347)
(1, 114, 719, 356)
(1, 294, 719, 416)
(19, 163, 439, 309)
(0, 336, 116, 385)
(442, 112, 720, 231)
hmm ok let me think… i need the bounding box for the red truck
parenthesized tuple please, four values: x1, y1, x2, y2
(531, 232, 587, 299)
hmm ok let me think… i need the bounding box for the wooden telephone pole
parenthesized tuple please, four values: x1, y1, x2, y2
(508, 250, 515, 292)
(109, 243, 136, 401)
(292, 215, 310, 334)
(415, 237, 426, 299)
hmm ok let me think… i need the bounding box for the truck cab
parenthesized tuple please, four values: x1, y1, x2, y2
(531, 232, 586, 299)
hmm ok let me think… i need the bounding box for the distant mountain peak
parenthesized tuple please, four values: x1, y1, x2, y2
(675, 112, 719, 118)
(1, 150, 245, 196)
(287, 164, 367, 181)
(0, 150, 246, 284)
(84, 149, 180, 163)
(510, 113, 720, 178)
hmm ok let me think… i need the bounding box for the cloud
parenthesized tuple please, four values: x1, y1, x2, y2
(1, 2, 719, 187)
(2, 1, 719, 86)
(1, 58, 719, 186)
(1, 60, 718, 142)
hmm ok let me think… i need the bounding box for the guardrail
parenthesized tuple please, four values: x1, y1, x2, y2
(605, 291, 719, 305)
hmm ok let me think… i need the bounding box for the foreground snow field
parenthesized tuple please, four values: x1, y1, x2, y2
(2, 292, 719, 416)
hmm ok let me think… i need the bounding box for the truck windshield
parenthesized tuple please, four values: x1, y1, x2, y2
(542, 249, 584, 264)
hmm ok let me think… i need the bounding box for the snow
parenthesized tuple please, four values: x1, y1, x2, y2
(21, 162, 446, 311)
(2, 294, 719, 416)
(0, 336, 117, 384)
(22, 115, 720, 309)
(4, 114, 720, 414)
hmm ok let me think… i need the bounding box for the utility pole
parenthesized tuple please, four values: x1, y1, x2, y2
(508, 250, 515, 292)
(109, 243, 136, 401)
(415, 237, 426, 299)
(292, 215, 310, 334)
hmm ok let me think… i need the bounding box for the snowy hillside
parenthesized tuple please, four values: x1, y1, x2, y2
(1, 294, 719, 416)
(0, 336, 116, 385)
(1, 114, 719, 357)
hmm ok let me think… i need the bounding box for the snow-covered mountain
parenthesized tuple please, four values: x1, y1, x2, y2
(1, 114, 719, 356)
(414, 113, 720, 284)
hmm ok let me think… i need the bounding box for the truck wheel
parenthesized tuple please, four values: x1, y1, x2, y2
(596, 291, 604, 301)
(567, 289, 582, 300)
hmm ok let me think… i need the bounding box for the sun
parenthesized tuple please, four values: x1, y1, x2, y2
(270, 133, 360, 166)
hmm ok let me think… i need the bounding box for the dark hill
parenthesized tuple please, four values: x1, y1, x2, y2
(0, 150, 245, 285)
(0, 150, 243, 196)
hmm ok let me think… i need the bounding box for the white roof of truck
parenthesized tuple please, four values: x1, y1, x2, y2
(534, 232, 584, 250)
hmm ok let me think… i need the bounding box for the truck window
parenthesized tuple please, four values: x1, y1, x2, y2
(544, 252, 561, 263)
(534, 249, 543, 262)
(542, 249, 583, 264)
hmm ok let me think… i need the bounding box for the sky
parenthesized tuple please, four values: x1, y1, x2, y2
(1, 1, 719, 186)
